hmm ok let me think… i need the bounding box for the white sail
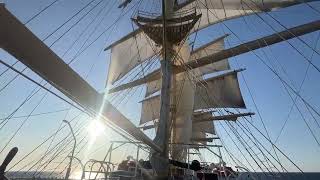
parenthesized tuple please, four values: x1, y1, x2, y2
(194, 72, 245, 110)
(191, 132, 208, 147)
(146, 79, 161, 97)
(145, 35, 229, 97)
(193, 120, 215, 134)
(191, 131, 207, 140)
(106, 0, 303, 85)
(140, 95, 160, 125)
(190, 35, 230, 76)
(179, 0, 307, 32)
(141, 72, 246, 124)
(171, 45, 193, 160)
(107, 32, 159, 84)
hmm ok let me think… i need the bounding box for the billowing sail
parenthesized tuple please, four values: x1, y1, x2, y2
(193, 120, 215, 134)
(107, 32, 159, 84)
(194, 72, 245, 110)
(190, 34, 230, 76)
(146, 79, 161, 97)
(140, 95, 160, 125)
(141, 71, 246, 124)
(191, 131, 207, 140)
(106, 0, 304, 85)
(178, 0, 310, 32)
(145, 35, 229, 97)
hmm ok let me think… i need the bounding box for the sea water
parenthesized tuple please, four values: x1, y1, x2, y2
(236, 172, 320, 180)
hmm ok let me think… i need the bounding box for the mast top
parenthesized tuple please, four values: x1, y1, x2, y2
(132, 8, 201, 46)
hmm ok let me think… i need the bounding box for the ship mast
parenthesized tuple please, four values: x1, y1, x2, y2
(158, 0, 173, 158)
(151, 0, 174, 177)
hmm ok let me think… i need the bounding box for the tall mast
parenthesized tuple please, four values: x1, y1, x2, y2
(151, 0, 174, 178)
(158, 0, 173, 157)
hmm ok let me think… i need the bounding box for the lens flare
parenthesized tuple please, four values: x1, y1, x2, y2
(87, 120, 105, 139)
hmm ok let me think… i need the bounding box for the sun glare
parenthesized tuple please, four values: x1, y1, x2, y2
(87, 120, 105, 138)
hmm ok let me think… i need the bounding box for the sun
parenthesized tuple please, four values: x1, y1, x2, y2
(87, 120, 105, 138)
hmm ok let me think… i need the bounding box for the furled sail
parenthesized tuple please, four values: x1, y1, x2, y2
(107, 32, 159, 84)
(194, 71, 245, 110)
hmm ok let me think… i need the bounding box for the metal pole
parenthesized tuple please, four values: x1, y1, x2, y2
(134, 146, 140, 177)
(109, 143, 113, 165)
(68, 156, 84, 180)
(63, 120, 76, 180)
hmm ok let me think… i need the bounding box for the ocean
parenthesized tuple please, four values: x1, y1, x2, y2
(236, 172, 320, 180)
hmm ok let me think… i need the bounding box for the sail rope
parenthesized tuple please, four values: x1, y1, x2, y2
(245, 0, 320, 57)
(61, 0, 113, 58)
(274, 31, 320, 143)
(0, 108, 70, 121)
(178, 63, 280, 175)
(0, 0, 152, 173)
(23, 0, 62, 25)
(0, 81, 44, 129)
(225, 12, 287, 172)
(171, 42, 276, 174)
(32, 108, 76, 175)
(12, 120, 86, 174)
(172, 1, 288, 174)
(67, 0, 143, 65)
(2, 1, 145, 165)
(230, 5, 320, 173)
(0, 0, 61, 76)
(0, 86, 53, 154)
(198, 0, 320, 148)
(7, 112, 83, 171)
(225, 122, 275, 176)
(48, 0, 105, 48)
(1, 0, 318, 176)
(160, 14, 281, 172)
(30, 125, 87, 175)
(0, 0, 102, 93)
(237, 11, 320, 143)
(171, 29, 298, 176)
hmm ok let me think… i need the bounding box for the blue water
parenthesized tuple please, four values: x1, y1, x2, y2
(236, 172, 320, 180)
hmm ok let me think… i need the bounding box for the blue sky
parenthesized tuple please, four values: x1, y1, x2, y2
(1, 0, 320, 174)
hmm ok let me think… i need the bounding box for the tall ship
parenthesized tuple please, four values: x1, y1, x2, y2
(0, 0, 320, 179)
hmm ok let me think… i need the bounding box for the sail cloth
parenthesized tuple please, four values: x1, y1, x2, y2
(171, 43, 194, 161)
(105, 0, 305, 85)
(146, 79, 161, 97)
(140, 95, 160, 125)
(141, 72, 246, 124)
(0, 4, 161, 152)
(107, 32, 159, 84)
(178, 0, 312, 32)
(194, 72, 245, 110)
(193, 120, 215, 134)
(190, 35, 230, 76)
(145, 35, 229, 97)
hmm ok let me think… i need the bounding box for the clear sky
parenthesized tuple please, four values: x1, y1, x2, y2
(0, 0, 320, 175)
